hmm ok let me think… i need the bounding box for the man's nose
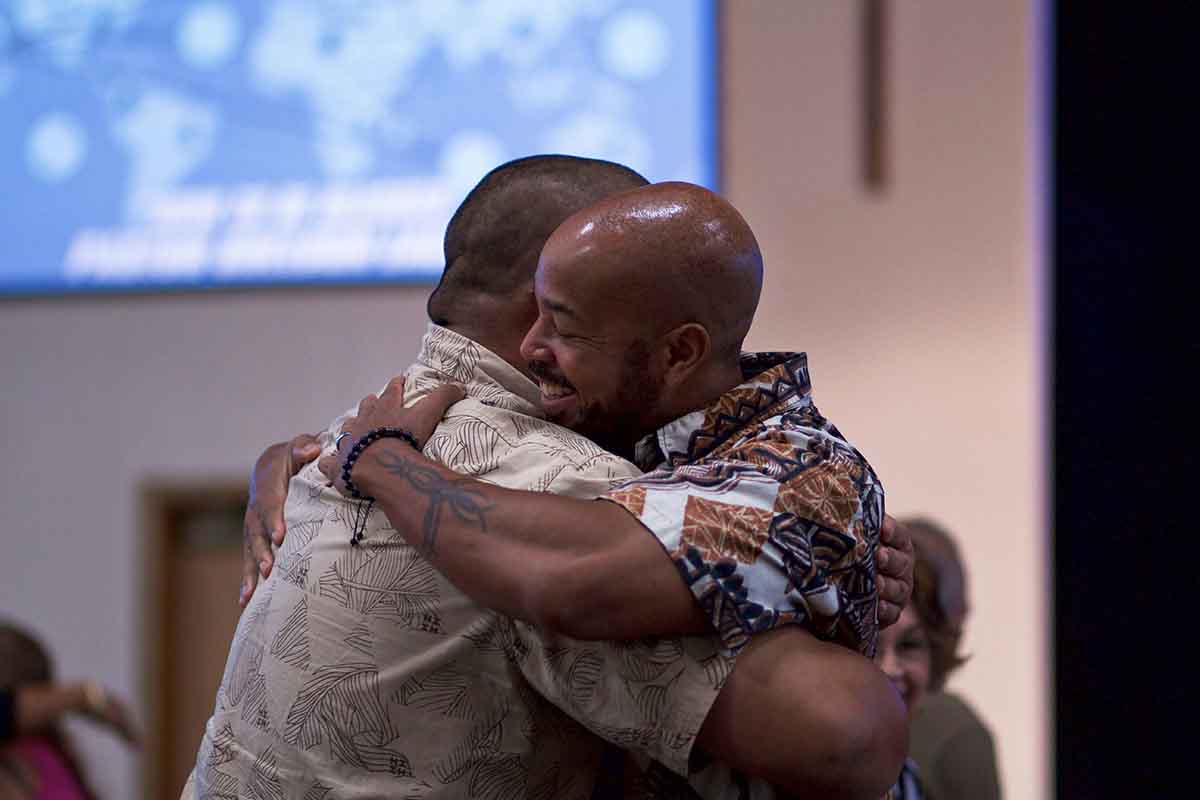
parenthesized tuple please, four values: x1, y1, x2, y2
(520, 316, 547, 363)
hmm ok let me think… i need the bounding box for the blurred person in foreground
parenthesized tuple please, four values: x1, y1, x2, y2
(875, 519, 1001, 800)
(0, 623, 140, 800)
(210, 158, 913, 799)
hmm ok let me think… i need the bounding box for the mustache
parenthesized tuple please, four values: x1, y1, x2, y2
(527, 360, 570, 386)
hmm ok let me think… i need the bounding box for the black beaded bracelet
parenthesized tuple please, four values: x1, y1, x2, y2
(340, 426, 420, 501)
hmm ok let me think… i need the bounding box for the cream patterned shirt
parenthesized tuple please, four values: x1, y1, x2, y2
(184, 324, 728, 799)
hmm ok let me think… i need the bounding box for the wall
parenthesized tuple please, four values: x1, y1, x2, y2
(0, 2, 1043, 797)
(0, 288, 432, 795)
(724, 2, 1045, 798)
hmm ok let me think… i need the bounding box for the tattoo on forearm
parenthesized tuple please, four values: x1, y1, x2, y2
(374, 450, 492, 555)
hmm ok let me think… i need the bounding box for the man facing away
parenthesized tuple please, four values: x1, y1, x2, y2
(212, 158, 912, 799)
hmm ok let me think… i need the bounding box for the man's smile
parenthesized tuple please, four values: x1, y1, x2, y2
(537, 376, 578, 416)
(537, 376, 574, 399)
(529, 362, 579, 418)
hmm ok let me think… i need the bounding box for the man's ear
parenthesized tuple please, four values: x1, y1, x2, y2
(661, 323, 711, 387)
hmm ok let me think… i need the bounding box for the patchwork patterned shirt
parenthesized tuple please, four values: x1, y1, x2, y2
(606, 352, 884, 659)
(183, 324, 730, 799)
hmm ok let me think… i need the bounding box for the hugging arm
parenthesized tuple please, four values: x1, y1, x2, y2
(697, 627, 907, 800)
(345, 436, 709, 639)
(241, 378, 912, 636)
(513, 621, 905, 800)
(240, 377, 908, 797)
(234, 385, 699, 636)
(322, 377, 912, 640)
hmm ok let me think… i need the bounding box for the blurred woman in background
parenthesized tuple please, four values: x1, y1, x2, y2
(0, 622, 139, 800)
(876, 519, 1002, 800)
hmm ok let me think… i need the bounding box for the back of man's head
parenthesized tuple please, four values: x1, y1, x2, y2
(427, 155, 649, 335)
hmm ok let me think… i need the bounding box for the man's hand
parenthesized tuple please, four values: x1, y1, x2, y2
(876, 514, 914, 628)
(239, 434, 321, 608)
(317, 376, 464, 496)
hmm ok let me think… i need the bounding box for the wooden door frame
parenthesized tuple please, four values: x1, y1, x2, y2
(138, 480, 246, 800)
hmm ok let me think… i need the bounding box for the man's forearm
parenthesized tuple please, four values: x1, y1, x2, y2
(353, 440, 907, 797)
(353, 439, 707, 638)
(697, 628, 908, 799)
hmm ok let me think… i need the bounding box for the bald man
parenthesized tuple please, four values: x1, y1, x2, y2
(316, 181, 903, 796)
(228, 163, 909, 799)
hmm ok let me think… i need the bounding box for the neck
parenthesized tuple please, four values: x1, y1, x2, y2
(443, 320, 529, 378)
(648, 356, 745, 433)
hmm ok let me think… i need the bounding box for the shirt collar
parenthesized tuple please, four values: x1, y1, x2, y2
(415, 323, 544, 417)
(634, 351, 814, 471)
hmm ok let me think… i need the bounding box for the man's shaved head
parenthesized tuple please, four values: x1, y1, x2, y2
(520, 181, 765, 454)
(542, 181, 763, 359)
(427, 155, 649, 336)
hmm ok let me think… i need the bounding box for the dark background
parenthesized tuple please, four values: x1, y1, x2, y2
(1054, 2, 1193, 796)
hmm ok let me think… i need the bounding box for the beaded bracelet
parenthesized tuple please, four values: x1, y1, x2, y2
(340, 426, 420, 501)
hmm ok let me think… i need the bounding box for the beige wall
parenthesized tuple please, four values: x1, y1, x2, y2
(725, 2, 1045, 798)
(0, 289, 432, 796)
(0, 2, 1043, 797)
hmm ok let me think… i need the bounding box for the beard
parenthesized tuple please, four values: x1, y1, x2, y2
(569, 339, 665, 459)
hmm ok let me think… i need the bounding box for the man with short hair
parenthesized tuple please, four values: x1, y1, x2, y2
(323, 181, 883, 654)
(231, 161, 911, 799)
(306, 179, 907, 796)
(191, 156, 713, 799)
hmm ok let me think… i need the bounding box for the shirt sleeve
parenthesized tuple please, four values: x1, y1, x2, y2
(603, 428, 884, 657)
(542, 454, 643, 501)
(508, 622, 732, 777)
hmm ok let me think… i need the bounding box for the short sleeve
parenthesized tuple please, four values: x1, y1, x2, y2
(543, 455, 642, 500)
(603, 428, 883, 657)
(509, 622, 731, 777)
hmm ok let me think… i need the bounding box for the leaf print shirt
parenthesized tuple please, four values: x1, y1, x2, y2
(182, 324, 730, 800)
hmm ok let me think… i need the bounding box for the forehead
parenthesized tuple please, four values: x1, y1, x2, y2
(534, 235, 614, 315)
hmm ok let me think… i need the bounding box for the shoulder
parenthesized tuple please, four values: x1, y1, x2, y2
(911, 691, 997, 763)
(709, 414, 883, 525)
(543, 456, 643, 499)
(727, 408, 879, 478)
(426, 399, 640, 497)
(914, 691, 993, 736)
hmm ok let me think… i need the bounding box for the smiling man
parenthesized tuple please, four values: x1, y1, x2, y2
(328, 181, 883, 654)
(521, 188, 763, 467)
(308, 180, 904, 796)
(220, 160, 911, 800)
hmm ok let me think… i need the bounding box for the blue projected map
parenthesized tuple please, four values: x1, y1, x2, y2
(0, 0, 715, 293)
